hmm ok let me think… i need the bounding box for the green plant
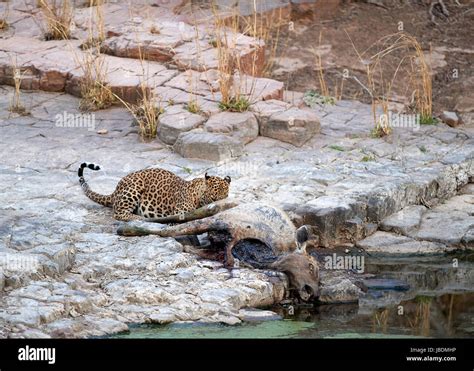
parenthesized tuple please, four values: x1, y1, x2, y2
(419, 145, 427, 153)
(420, 115, 438, 125)
(303, 90, 336, 107)
(361, 154, 375, 162)
(370, 122, 390, 138)
(218, 96, 250, 112)
(329, 145, 344, 152)
(185, 100, 201, 114)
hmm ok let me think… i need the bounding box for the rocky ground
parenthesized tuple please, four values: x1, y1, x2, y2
(0, 85, 472, 338)
(0, 1, 473, 338)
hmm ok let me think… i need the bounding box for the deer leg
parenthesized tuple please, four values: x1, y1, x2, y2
(156, 219, 223, 237)
(223, 236, 239, 269)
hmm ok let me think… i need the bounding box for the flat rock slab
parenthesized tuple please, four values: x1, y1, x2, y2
(237, 308, 282, 322)
(165, 70, 284, 103)
(386, 194, 474, 247)
(0, 37, 179, 103)
(356, 231, 452, 255)
(361, 279, 410, 291)
(204, 111, 259, 145)
(412, 211, 474, 246)
(380, 205, 427, 235)
(104, 20, 264, 75)
(153, 86, 220, 116)
(173, 130, 244, 162)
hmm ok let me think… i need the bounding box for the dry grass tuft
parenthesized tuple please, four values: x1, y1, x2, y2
(185, 99, 201, 114)
(80, 0, 105, 49)
(0, 2, 9, 31)
(109, 48, 163, 140)
(38, 0, 73, 40)
(207, 2, 283, 111)
(346, 31, 432, 136)
(150, 25, 160, 35)
(130, 90, 163, 139)
(8, 59, 29, 115)
(77, 45, 115, 111)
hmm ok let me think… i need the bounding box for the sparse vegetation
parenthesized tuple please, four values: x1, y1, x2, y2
(361, 154, 375, 162)
(8, 62, 29, 115)
(420, 115, 438, 125)
(185, 100, 201, 114)
(38, 0, 73, 40)
(0, 2, 9, 31)
(347, 31, 432, 137)
(131, 95, 163, 139)
(78, 46, 115, 111)
(370, 120, 391, 138)
(329, 145, 345, 152)
(150, 25, 160, 34)
(309, 32, 342, 103)
(208, 3, 282, 111)
(182, 167, 192, 175)
(81, 0, 105, 48)
(218, 96, 250, 112)
(303, 90, 336, 107)
(107, 47, 163, 140)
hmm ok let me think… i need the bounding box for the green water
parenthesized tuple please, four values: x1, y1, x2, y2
(111, 254, 474, 339)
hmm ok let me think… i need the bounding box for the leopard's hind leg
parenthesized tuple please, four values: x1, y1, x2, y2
(113, 186, 143, 221)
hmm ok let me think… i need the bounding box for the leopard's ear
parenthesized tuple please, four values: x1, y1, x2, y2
(224, 176, 231, 184)
(205, 172, 210, 180)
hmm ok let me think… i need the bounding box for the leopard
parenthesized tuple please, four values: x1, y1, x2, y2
(78, 163, 231, 221)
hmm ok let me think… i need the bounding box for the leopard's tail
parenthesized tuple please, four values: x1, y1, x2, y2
(78, 162, 114, 207)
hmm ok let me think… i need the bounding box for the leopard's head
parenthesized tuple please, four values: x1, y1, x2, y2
(200, 173, 231, 205)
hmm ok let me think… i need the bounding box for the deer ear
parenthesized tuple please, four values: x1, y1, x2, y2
(205, 172, 210, 180)
(224, 176, 231, 184)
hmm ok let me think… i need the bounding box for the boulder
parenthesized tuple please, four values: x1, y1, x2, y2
(380, 205, 427, 235)
(173, 130, 243, 162)
(158, 106, 206, 145)
(252, 101, 320, 146)
(204, 111, 259, 144)
(440, 111, 462, 127)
